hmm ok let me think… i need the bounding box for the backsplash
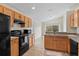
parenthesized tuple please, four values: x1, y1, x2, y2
(11, 23, 23, 30)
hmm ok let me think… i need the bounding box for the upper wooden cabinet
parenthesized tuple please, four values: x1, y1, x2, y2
(68, 10, 79, 27)
(0, 5, 4, 13)
(10, 10, 15, 28)
(73, 10, 79, 27)
(14, 12, 21, 19)
(0, 5, 32, 28)
(3, 7, 11, 16)
(25, 16, 29, 28)
(69, 12, 74, 27)
(28, 17, 32, 27)
(20, 15, 25, 22)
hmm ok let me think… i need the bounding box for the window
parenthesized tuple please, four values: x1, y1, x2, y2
(46, 25, 59, 33)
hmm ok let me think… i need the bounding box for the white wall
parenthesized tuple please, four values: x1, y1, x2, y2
(33, 22, 42, 40)
(42, 16, 66, 35)
(33, 21, 44, 48)
(34, 24, 41, 39)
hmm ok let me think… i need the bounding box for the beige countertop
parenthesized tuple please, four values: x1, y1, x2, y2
(10, 36, 19, 40)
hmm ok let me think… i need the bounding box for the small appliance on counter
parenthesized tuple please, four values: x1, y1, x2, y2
(23, 29, 31, 35)
(0, 13, 10, 56)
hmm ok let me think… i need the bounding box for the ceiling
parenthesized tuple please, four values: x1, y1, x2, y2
(5, 3, 75, 22)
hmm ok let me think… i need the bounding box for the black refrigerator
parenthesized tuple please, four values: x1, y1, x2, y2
(0, 13, 10, 56)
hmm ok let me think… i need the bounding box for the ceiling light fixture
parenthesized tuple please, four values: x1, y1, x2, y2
(32, 6, 36, 10)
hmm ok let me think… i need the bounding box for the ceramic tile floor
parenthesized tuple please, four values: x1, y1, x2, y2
(23, 46, 69, 56)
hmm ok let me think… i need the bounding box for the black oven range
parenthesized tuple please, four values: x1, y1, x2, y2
(11, 30, 29, 56)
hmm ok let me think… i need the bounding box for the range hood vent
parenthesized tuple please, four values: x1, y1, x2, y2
(14, 19, 25, 24)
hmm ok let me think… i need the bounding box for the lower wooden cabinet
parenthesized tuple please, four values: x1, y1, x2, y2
(29, 34, 34, 48)
(55, 36, 70, 53)
(10, 37, 19, 56)
(44, 35, 70, 54)
(44, 36, 55, 49)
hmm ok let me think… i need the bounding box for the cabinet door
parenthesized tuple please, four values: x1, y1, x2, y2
(77, 10, 79, 27)
(11, 38, 19, 56)
(56, 40, 67, 52)
(44, 35, 50, 49)
(14, 12, 21, 19)
(29, 35, 33, 48)
(25, 16, 29, 28)
(11, 39, 14, 56)
(55, 36, 68, 52)
(51, 36, 56, 50)
(28, 17, 32, 27)
(0, 5, 4, 13)
(73, 10, 79, 27)
(20, 15, 25, 22)
(74, 10, 78, 27)
(13, 38, 19, 56)
(3, 7, 11, 16)
(44, 35, 53, 49)
(10, 10, 15, 28)
(48, 36, 53, 49)
(70, 13, 74, 27)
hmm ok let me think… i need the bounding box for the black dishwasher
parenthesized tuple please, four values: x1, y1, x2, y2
(70, 39, 78, 56)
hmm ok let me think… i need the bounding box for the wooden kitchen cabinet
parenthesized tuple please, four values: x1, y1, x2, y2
(14, 12, 21, 19)
(28, 17, 32, 28)
(11, 37, 19, 56)
(44, 36, 56, 49)
(24, 16, 29, 28)
(68, 10, 79, 27)
(0, 5, 4, 13)
(44, 35, 51, 49)
(44, 35, 71, 54)
(29, 34, 34, 48)
(24, 16, 32, 28)
(20, 15, 25, 22)
(73, 10, 79, 27)
(9, 10, 15, 28)
(68, 12, 74, 27)
(55, 36, 69, 53)
(3, 7, 11, 16)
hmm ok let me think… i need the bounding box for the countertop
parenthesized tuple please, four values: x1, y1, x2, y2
(10, 36, 19, 40)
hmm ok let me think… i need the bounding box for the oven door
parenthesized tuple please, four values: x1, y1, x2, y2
(19, 36, 29, 56)
(19, 36, 29, 47)
(25, 36, 29, 44)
